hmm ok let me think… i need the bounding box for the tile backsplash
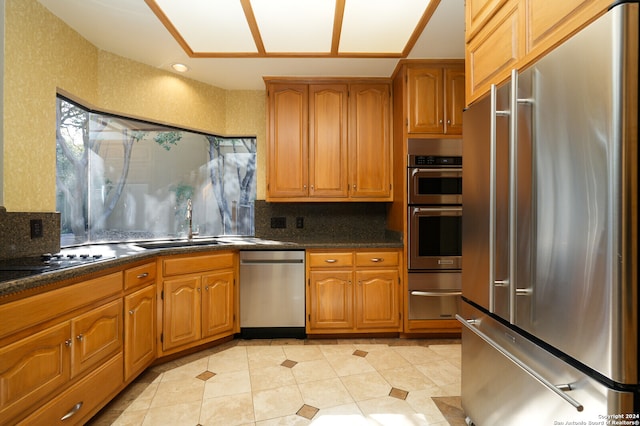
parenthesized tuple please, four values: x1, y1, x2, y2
(0, 207, 60, 259)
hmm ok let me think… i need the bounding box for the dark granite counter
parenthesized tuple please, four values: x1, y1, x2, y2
(0, 236, 403, 299)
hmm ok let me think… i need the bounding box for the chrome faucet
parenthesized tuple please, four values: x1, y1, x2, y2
(186, 198, 194, 240)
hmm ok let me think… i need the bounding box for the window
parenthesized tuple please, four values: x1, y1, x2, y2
(56, 96, 256, 246)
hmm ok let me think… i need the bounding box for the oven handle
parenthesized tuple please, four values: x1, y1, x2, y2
(411, 168, 462, 175)
(411, 206, 462, 214)
(410, 291, 462, 297)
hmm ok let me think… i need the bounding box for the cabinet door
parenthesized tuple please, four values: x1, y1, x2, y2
(163, 276, 201, 350)
(267, 83, 309, 198)
(201, 270, 234, 338)
(466, 0, 525, 103)
(407, 67, 444, 134)
(71, 298, 123, 379)
(309, 84, 349, 198)
(308, 270, 354, 330)
(348, 83, 391, 199)
(124, 285, 156, 381)
(444, 67, 466, 134)
(355, 270, 400, 330)
(0, 323, 71, 423)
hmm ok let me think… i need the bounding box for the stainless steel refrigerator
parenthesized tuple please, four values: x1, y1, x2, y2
(459, 2, 638, 424)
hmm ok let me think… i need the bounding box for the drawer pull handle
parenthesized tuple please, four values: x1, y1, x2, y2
(324, 259, 337, 263)
(370, 258, 383, 263)
(61, 401, 83, 421)
(137, 272, 149, 279)
(76, 334, 84, 341)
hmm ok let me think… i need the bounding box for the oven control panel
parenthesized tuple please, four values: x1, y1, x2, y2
(409, 155, 462, 167)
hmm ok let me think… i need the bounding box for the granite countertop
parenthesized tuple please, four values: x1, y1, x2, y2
(0, 236, 403, 299)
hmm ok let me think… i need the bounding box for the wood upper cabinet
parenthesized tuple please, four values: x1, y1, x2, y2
(267, 84, 308, 198)
(407, 65, 465, 135)
(306, 249, 401, 334)
(161, 252, 236, 354)
(309, 84, 349, 198)
(266, 79, 392, 201)
(465, 0, 610, 104)
(349, 83, 392, 198)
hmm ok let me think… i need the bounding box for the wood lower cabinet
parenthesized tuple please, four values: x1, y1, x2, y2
(124, 284, 156, 381)
(160, 252, 236, 354)
(266, 79, 392, 202)
(306, 249, 401, 334)
(0, 272, 123, 425)
(123, 261, 157, 381)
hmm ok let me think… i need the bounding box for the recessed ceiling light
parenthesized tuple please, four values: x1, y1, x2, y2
(171, 63, 189, 72)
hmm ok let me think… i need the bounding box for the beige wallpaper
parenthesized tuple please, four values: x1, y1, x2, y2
(2, 0, 267, 211)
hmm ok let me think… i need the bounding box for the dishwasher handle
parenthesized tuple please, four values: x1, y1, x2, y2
(240, 259, 304, 265)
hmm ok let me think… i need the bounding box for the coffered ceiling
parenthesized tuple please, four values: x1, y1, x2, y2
(37, 0, 465, 90)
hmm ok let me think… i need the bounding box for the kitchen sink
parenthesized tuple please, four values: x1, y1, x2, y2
(135, 238, 227, 249)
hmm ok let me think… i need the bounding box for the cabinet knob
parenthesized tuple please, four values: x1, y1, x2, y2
(129, 309, 135, 315)
(76, 334, 84, 341)
(205, 286, 209, 291)
(447, 120, 451, 124)
(64, 339, 72, 347)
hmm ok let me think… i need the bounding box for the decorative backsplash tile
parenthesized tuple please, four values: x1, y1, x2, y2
(0, 207, 60, 259)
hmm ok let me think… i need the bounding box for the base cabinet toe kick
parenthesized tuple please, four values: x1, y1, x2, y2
(458, 302, 636, 426)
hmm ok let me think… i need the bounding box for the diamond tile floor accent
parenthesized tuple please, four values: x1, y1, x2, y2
(88, 338, 462, 425)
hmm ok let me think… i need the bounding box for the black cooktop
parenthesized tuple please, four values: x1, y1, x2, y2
(0, 252, 113, 283)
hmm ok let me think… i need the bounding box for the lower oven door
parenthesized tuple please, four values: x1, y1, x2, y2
(408, 272, 461, 320)
(408, 206, 462, 270)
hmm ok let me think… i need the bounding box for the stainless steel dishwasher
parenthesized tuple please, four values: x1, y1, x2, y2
(239, 250, 306, 339)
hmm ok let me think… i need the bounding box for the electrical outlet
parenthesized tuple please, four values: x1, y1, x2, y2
(296, 217, 304, 228)
(270, 217, 286, 228)
(30, 219, 43, 239)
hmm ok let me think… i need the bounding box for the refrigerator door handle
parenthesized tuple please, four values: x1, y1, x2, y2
(456, 314, 584, 412)
(489, 83, 511, 313)
(508, 69, 519, 323)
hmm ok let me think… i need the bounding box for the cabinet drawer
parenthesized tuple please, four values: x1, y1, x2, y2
(124, 261, 156, 290)
(0, 272, 122, 340)
(355, 251, 399, 267)
(163, 252, 235, 276)
(308, 252, 353, 268)
(19, 353, 123, 426)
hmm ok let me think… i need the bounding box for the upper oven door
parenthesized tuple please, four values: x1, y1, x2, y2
(408, 167, 462, 205)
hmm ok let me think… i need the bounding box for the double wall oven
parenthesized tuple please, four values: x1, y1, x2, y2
(407, 139, 462, 321)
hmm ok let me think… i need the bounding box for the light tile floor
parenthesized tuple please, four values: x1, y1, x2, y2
(89, 338, 465, 426)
